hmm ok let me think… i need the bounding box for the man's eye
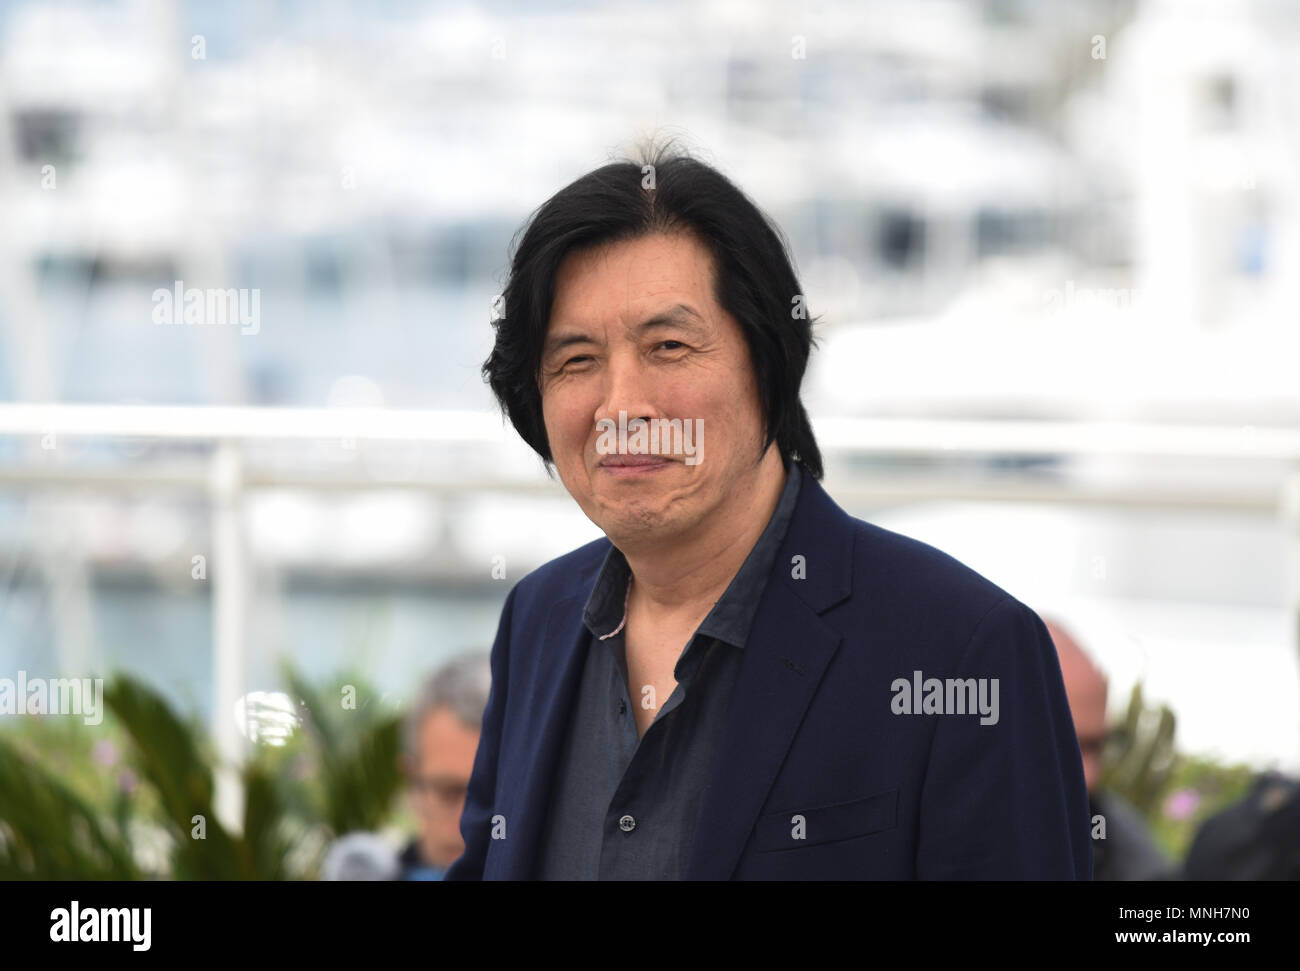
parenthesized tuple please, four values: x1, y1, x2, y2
(658, 340, 685, 351)
(564, 355, 592, 367)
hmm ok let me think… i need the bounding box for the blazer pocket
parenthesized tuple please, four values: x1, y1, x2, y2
(753, 788, 898, 852)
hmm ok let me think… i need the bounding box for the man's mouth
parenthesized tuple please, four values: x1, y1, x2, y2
(597, 455, 674, 475)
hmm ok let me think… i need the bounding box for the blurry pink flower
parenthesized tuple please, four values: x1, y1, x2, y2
(117, 769, 137, 794)
(92, 739, 118, 767)
(1165, 788, 1201, 820)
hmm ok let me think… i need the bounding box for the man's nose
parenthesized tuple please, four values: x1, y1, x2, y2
(596, 353, 657, 426)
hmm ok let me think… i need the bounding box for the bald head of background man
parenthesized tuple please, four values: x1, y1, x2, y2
(1044, 618, 1108, 794)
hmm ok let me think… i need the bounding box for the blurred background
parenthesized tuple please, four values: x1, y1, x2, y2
(0, 0, 1297, 878)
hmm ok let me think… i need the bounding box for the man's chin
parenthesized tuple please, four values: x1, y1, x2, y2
(425, 843, 458, 868)
(599, 504, 707, 549)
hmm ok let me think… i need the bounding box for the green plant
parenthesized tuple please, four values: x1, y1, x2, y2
(1100, 682, 1177, 816)
(279, 662, 403, 838)
(0, 737, 140, 879)
(1100, 682, 1258, 861)
(0, 662, 407, 880)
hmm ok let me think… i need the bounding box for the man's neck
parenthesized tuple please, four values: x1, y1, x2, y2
(622, 447, 788, 623)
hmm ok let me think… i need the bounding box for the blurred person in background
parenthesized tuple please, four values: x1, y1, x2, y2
(320, 832, 401, 881)
(397, 652, 492, 880)
(1181, 772, 1300, 880)
(1044, 618, 1170, 880)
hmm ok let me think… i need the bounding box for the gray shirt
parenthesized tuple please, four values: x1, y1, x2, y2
(535, 461, 803, 879)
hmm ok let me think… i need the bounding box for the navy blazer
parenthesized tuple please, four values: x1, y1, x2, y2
(446, 468, 1093, 879)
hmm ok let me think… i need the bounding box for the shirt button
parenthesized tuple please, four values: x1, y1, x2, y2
(618, 814, 636, 833)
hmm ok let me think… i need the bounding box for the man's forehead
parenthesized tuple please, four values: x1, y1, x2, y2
(551, 232, 715, 306)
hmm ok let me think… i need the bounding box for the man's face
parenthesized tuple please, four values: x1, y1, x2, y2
(408, 706, 480, 868)
(538, 231, 769, 549)
(1051, 624, 1108, 794)
(1067, 678, 1108, 795)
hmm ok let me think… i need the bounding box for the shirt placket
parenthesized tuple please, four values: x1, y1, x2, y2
(596, 575, 708, 876)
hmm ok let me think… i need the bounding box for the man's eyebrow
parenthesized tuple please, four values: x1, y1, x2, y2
(543, 304, 707, 359)
(635, 303, 708, 335)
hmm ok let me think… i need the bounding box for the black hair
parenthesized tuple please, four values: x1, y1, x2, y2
(482, 137, 823, 480)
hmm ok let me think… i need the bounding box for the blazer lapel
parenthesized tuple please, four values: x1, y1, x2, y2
(489, 573, 600, 878)
(686, 472, 856, 879)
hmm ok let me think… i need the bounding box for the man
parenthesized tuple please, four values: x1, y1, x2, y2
(1044, 619, 1169, 880)
(446, 143, 1091, 879)
(397, 652, 491, 880)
